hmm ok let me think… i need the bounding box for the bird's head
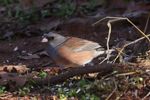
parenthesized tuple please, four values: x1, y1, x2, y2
(43, 32, 67, 47)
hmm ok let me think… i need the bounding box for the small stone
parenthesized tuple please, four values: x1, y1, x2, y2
(41, 37, 48, 43)
(13, 47, 18, 51)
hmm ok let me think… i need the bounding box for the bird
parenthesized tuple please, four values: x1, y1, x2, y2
(44, 32, 108, 68)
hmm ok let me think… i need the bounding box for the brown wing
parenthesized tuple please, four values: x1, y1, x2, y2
(58, 46, 95, 66)
(63, 37, 101, 52)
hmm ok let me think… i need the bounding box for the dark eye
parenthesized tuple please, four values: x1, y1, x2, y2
(47, 36, 54, 41)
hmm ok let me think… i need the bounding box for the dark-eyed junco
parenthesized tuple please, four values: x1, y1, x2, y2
(44, 32, 108, 68)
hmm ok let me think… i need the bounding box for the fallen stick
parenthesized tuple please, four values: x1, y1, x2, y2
(33, 63, 114, 85)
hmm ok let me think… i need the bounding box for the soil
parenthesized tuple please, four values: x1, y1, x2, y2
(0, 36, 50, 67)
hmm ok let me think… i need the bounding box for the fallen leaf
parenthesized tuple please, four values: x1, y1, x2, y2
(137, 59, 150, 68)
(0, 92, 13, 100)
(3, 65, 29, 74)
(43, 67, 61, 75)
(0, 72, 27, 88)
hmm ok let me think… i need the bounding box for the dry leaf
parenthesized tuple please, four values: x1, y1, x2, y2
(3, 65, 29, 74)
(43, 67, 61, 75)
(137, 59, 150, 68)
(0, 72, 27, 88)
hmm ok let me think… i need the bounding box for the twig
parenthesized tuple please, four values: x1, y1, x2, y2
(93, 16, 150, 43)
(142, 92, 150, 100)
(144, 14, 150, 33)
(33, 63, 114, 85)
(93, 16, 150, 63)
(115, 71, 138, 77)
(116, 83, 129, 100)
(105, 78, 117, 100)
(92, 16, 126, 26)
(106, 19, 123, 60)
(113, 34, 150, 62)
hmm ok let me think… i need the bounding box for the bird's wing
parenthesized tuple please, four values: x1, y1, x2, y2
(62, 37, 103, 52)
(58, 46, 96, 65)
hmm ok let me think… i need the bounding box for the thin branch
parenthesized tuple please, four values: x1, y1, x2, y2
(33, 63, 114, 85)
(142, 92, 150, 100)
(93, 16, 150, 63)
(115, 71, 138, 77)
(113, 34, 150, 62)
(105, 78, 117, 100)
(144, 14, 150, 33)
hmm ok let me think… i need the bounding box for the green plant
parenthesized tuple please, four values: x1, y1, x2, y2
(86, 0, 98, 10)
(50, 1, 75, 17)
(81, 93, 99, 100)
(77, 79, 91, 89)
(18, 83, 34, 96)
(57, 86, 78, 99)
(59, 93, 67, 100)
(38, 71, 47, 78)
(79, 0, 104, 14)
(129, 77, 143, 88)
(0, 0, 18, 5)
(18, 87, 30, 96)
(67, 89, 77, 97)
(0, 86, 6, 94)
(41, 9, 50, 18)
(6, 7, 41, 24)
(18, 8, 40, 22)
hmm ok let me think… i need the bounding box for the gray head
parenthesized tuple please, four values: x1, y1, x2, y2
(44, 32, 67, 47)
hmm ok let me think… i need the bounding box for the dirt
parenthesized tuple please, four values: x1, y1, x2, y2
(0, 36, 50, 68)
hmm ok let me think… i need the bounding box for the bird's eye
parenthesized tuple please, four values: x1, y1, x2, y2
(47, 36, 54, 41)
